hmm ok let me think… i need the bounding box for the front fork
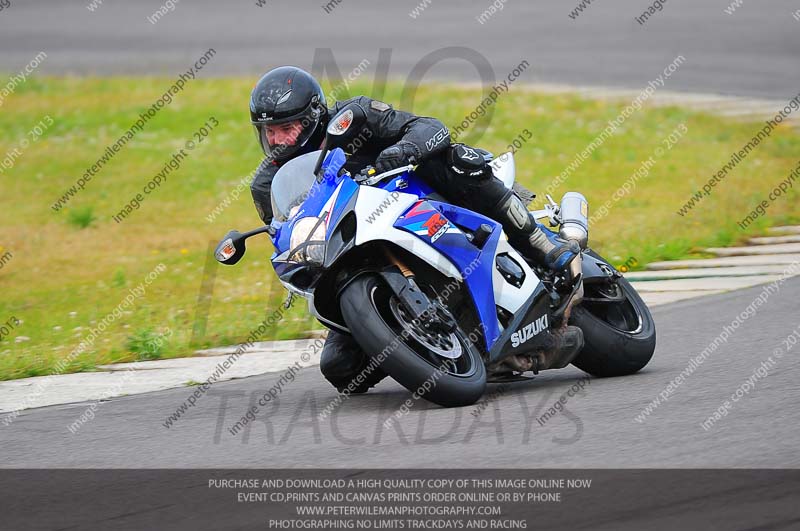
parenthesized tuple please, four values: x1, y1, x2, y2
(380, 248, 457, 334)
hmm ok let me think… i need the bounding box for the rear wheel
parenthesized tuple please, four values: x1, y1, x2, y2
(570, 255, 656, 377)
(339, 274, 486, 407)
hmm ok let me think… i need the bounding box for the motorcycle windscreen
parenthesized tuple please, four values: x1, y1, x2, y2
(270, 150, 322, 222)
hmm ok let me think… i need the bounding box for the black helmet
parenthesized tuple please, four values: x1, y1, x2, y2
(250, 66, 328, 162)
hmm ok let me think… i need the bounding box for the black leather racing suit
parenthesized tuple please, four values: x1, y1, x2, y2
(251, 96, 521, 392)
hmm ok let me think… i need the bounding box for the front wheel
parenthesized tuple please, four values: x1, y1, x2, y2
(339, 274, 486, 407)
(569, 254, 656, 377)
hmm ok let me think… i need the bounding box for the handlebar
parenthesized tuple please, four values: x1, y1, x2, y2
(355, 164, 416, 186)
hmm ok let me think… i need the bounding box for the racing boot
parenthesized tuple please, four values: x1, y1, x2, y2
(524, 221, 581, 272)
(319, 329, 387, 393)
(493, 192, 580, 273)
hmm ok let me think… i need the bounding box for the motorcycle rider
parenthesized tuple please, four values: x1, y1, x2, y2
(249, 66, 580, 393)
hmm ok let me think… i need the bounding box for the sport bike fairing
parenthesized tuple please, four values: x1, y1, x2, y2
(270, 148, 543, 353)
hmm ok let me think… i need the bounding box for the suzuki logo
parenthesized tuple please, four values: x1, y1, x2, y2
(423, 213, 450, 243)
(510, 314, 549, 348)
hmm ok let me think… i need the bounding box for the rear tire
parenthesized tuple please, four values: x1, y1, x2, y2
(570, 260, 656, 377)
(339, 274, 486, 407)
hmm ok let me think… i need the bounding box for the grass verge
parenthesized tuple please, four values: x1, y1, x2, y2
(0, 77, 797, 380)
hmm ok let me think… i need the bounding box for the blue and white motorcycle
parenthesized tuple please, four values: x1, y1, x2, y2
(216, 106, 655, 407)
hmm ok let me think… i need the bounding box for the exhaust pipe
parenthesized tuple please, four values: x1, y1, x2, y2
(559, 192, 589, 249)
(559, 192, 588, 311)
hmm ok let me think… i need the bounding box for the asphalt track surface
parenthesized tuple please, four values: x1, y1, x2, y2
(2, 277, 799, 468)
(1, 0, 799, 99)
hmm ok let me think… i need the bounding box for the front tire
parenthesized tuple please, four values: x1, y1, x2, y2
(339, 274, 486, 407)
(570, 257, 656, 377)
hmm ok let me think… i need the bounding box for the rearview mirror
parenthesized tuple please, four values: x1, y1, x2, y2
(215, 230, 247, 265)
(214, 225, 275, 265)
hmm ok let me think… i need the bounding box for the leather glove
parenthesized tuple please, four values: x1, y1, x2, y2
(374, 141, 421, 173)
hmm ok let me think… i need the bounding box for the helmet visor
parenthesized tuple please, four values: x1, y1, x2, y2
(255, 112, 320, 162)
